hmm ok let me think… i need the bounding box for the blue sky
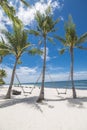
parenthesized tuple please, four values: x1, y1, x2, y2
(0, 0, 87, 83)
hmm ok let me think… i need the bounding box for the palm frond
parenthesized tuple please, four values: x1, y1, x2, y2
(51, 28, 58, 32)
(28, 48, 43, 55)
(0, 69, 7, 77)
(47, 37, 55, 45)
(35, 9, 59, 35)
(53, 18, 60, 26)
(17, 59, 22, 64)
(1, 1, 15, 15)
(59, 48, 66, 55)
(0, 49, 10, 56)
(64, 15, 75, 31)
(76, 46, 87, 50)
(0, 24, 31, 58)
(21, 43, 31, 53)
(45, 6, 51, 15)
(20, 0, 30, 7)
(76, 32, 87, 45)
(28, 30, 40, 36)
(0, 1, 22, 26)
(0, 40, 12, 51)
(55, 35, 66, 46)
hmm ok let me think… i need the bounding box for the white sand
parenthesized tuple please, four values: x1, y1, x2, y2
(0, 86, 87, 130)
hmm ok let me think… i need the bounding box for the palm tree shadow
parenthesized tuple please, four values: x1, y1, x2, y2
(45, 98, 67, 102)
(0, 96, 43, 112)
(45, 96, 87, 109)
(1, 96, 87, 110)
(67, 97, 87, 108)
(45, 94, 68, 102)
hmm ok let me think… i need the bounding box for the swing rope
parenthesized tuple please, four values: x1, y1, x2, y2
(15, 73, 27, 94)
(46, 70, 70, 95)
(15, 71, 42, 95)
(29, 71, 42, 94)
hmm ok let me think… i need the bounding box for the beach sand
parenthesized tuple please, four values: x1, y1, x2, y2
(0, 86, 87, 130)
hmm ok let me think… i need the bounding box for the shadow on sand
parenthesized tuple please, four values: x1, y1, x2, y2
(0, 96, 43, 112)
(0, 95, 87, 110)
(45, 96, 87, 108)
(67, 97, 87, 108)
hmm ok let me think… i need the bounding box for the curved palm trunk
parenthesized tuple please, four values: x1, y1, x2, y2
(37, 37, 46, 102)
(70, 46, 76, 98)
(5, 58, 18, 99)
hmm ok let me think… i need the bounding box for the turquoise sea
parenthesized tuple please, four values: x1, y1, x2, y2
(24, 80, 87, 90)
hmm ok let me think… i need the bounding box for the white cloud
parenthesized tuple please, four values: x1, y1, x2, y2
(0, 6, 12, 42)
(41, 47, 50, 61)
(74, 71, 87, 80)
(46, 65, 64, 72)
(17, 66, 37, 75)
(0, 0, 62, 41)
(1, 64, 87, 83)
(44, 71, 87, 82)
(0, 10, 7, 41)
(16, 0, 61, 26)
(0, 64, 39, 83)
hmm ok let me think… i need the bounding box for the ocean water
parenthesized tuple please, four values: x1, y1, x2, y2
(24, 80, 87, 90)
(3, 80, 87, 90)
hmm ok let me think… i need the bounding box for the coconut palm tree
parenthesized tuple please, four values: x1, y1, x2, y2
(55, 15, 87, 98)
(0, 23, 34, 98)
(29, 7, 60, 102)
(0, 69, 7, 85)
(0, 0, 30, 63)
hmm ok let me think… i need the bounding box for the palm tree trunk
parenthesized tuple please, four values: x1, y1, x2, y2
(0, 56, 3, 63)
(70, 46, 76, 98)
(5, 58, 18, 99)
(37, 37, 46, 102)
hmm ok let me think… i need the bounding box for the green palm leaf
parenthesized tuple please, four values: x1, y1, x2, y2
(59, 48, 66, 55)
(53, 18, 60, 27)
(55, 35, 66, 46)
(47, 37, 55, 45)
(17, 59, 22, 64)
(76, 46, 87, 50)
(20, 0, 30, 7)
(28, 30, 40, 36)
(0, 1, 22, 26)
(76, 32, 87, 45)
(28, 48, 43, 55)
(0, 69, 7, 78)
